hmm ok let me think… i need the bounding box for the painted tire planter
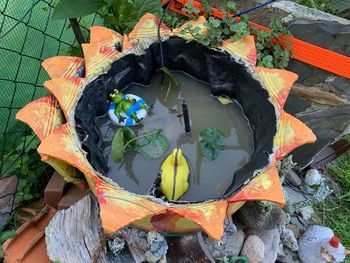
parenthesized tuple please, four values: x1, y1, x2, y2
(108, 94, 148, 126)
(16, 13, 316, 240)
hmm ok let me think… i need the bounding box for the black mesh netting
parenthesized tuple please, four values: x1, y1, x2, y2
(0, 0, 101, 228)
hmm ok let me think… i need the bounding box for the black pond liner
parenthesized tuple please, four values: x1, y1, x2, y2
(75, 37, 277, 203)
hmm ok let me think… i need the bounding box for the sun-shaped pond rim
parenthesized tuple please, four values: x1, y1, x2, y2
(16, 13, 316, 240)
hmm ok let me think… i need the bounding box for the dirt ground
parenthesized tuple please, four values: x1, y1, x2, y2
(208, 0, 288, 26)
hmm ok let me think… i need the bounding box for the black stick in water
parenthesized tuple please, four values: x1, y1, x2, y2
(182, 100, 191, 134)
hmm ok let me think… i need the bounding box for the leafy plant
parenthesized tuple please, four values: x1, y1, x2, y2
(297, 0, 350, 14)
(163, 13, 189, 29)
(199, 128, 226, 161)
(180, 1, 292, 69)
(52, 0, 161, 34)
(157, 67, 180, 101)
(111, 128, 170, 162)
(0, 230, 16, 258)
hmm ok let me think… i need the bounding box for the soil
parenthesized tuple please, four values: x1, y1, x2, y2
(208, 0, 288, 27)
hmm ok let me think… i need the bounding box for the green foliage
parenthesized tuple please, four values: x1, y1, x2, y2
(100, 0, 161, 34)
(297, 0, 350, 14)
(0, 230, 16, 258)
(52, 0, 108, 20)
(53, 0, 161, 34)
(135, 129, 170, 159)
(112, 128, 170, 162)
(180, 1, 292, 69)
(163, 13, 189, 29)
(1, 133, 50, 204)
(199, 128, 226, 161)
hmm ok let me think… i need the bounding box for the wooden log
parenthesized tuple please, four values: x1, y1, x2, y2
(45, 194, 108, 263)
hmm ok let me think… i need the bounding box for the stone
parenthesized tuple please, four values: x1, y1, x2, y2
(241, 235, 265, 263)
(285, 170, 302, 187)
(204, 224, 245, 258)
(299, 206, 315, 221)
(238, 202, 287, 231)
(271, 1, 350, 25)
(283, 247, 302, 263)
(282, 229, 299, 252)
(0, 175, 18, 214)
(248, 228, 280, 263)
(305, 169, 323, 186)
(276, 244, 287, 263)
(298, 225, 346, 263)
(286, 224, 300, 239)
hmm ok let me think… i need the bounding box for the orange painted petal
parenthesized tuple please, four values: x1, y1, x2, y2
(82, 43, 122, 79)
(274, 111, 317, 160)
(128, 13, 171, 43)
(38, 123, 97, 182)
(42, 56, 84, 78)
(44, 77, 85, 120)
(256, 67, 298, 113)
(173, 16, 207, 40)
(230, 165, 285, 207)
(16, 95, 63, 141)
(168, 201, 228, 240)
(90, 26, 123, 44)
(97, 180, 166, 234)
(222, 35, 257, 66)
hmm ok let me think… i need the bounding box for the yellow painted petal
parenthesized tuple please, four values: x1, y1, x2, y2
(229, 165, 285, 207)
(167, 201, 228, 240)
(173, 16, 207, 41)
(90, 26, 123, 44)
(274, 111, 317, 160)
(128, 13, 171, 47)
(96, 179, 166, 234)
(222, 35, 257, 66)
(44, 77, 85, 120)
(42, 56, 84, 78)
(256, 67, 298, 113)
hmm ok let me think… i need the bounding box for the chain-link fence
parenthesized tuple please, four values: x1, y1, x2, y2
(0, 0, 101, 229)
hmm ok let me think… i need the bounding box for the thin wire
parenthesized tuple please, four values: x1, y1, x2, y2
(233, 0, 276, 17)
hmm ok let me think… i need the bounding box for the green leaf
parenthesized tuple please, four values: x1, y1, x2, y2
(136, 130, 170, 159)
(157, 67, 180, 87)
(260, 55, 274, 68)
(111, 128, 125, 163)
(52, 0, 107, 20)
(123, 127, 137, 149)
(0, 230, 16, 244)
(199, 128, 225, 161)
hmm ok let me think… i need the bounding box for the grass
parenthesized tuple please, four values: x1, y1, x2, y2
(314, 136, 350, 262)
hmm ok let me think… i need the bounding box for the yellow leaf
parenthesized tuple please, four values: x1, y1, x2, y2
(217, 96, 233, 105)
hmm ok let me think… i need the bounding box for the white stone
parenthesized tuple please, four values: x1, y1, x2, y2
(300, 206, 315, 221)
(241, 235, 265, 263)
(271, 1, 350, 25)
(282, 229, 299, 252)
(305, 169, 323, 186)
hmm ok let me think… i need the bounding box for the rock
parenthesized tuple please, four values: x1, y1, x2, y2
(283, 247, 302, 263)
(285, 170, 302, 187)
(299, 206, 315, 221)
(241, 235, 265, 263)
(286, 224, 300, 239)
(271, 1, 350, 25)
(282, 229, 299, 252)
(0, 176, 18, 215)
(276, 244, 287, 263)
(108, 237, 125, 256)
(238, 202, 287, 231)
(305, 169, 323, 186)
(248, 228, 280, 263)
(298, 225, 346, 263)
(204, 224, 245, 258)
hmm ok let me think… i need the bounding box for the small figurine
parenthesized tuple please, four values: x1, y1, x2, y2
(159, 148, 190, 201)
(109, 89, 148, 126)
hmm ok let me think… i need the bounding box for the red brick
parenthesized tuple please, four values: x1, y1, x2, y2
(58, 185, 89, 210)
(44, 172, 68, 209)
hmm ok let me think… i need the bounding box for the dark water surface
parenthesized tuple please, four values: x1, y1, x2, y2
(96, 72, 253, 201)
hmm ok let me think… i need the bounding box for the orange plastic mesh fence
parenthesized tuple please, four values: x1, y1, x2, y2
(164, 0, 350, 79)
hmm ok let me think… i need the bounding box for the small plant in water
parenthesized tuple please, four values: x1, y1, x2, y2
(199, 128, 227, 161)
(180, 1, 292, 69)
(112, 127, 170, 163)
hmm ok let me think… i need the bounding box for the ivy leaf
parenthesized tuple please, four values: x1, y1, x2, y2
(52, 0, 107, 20)
(260, 55, 274, 68)
(111, 128, 125, 163)
(226, 1, 237, 13)
(123, 127, 136, 149)
(136, 130, 170, 159)
(199, 128, 225, 161)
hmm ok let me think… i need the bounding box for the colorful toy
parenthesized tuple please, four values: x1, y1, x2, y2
(109, 89, 148, 126)
(159, 148, 190, 201)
